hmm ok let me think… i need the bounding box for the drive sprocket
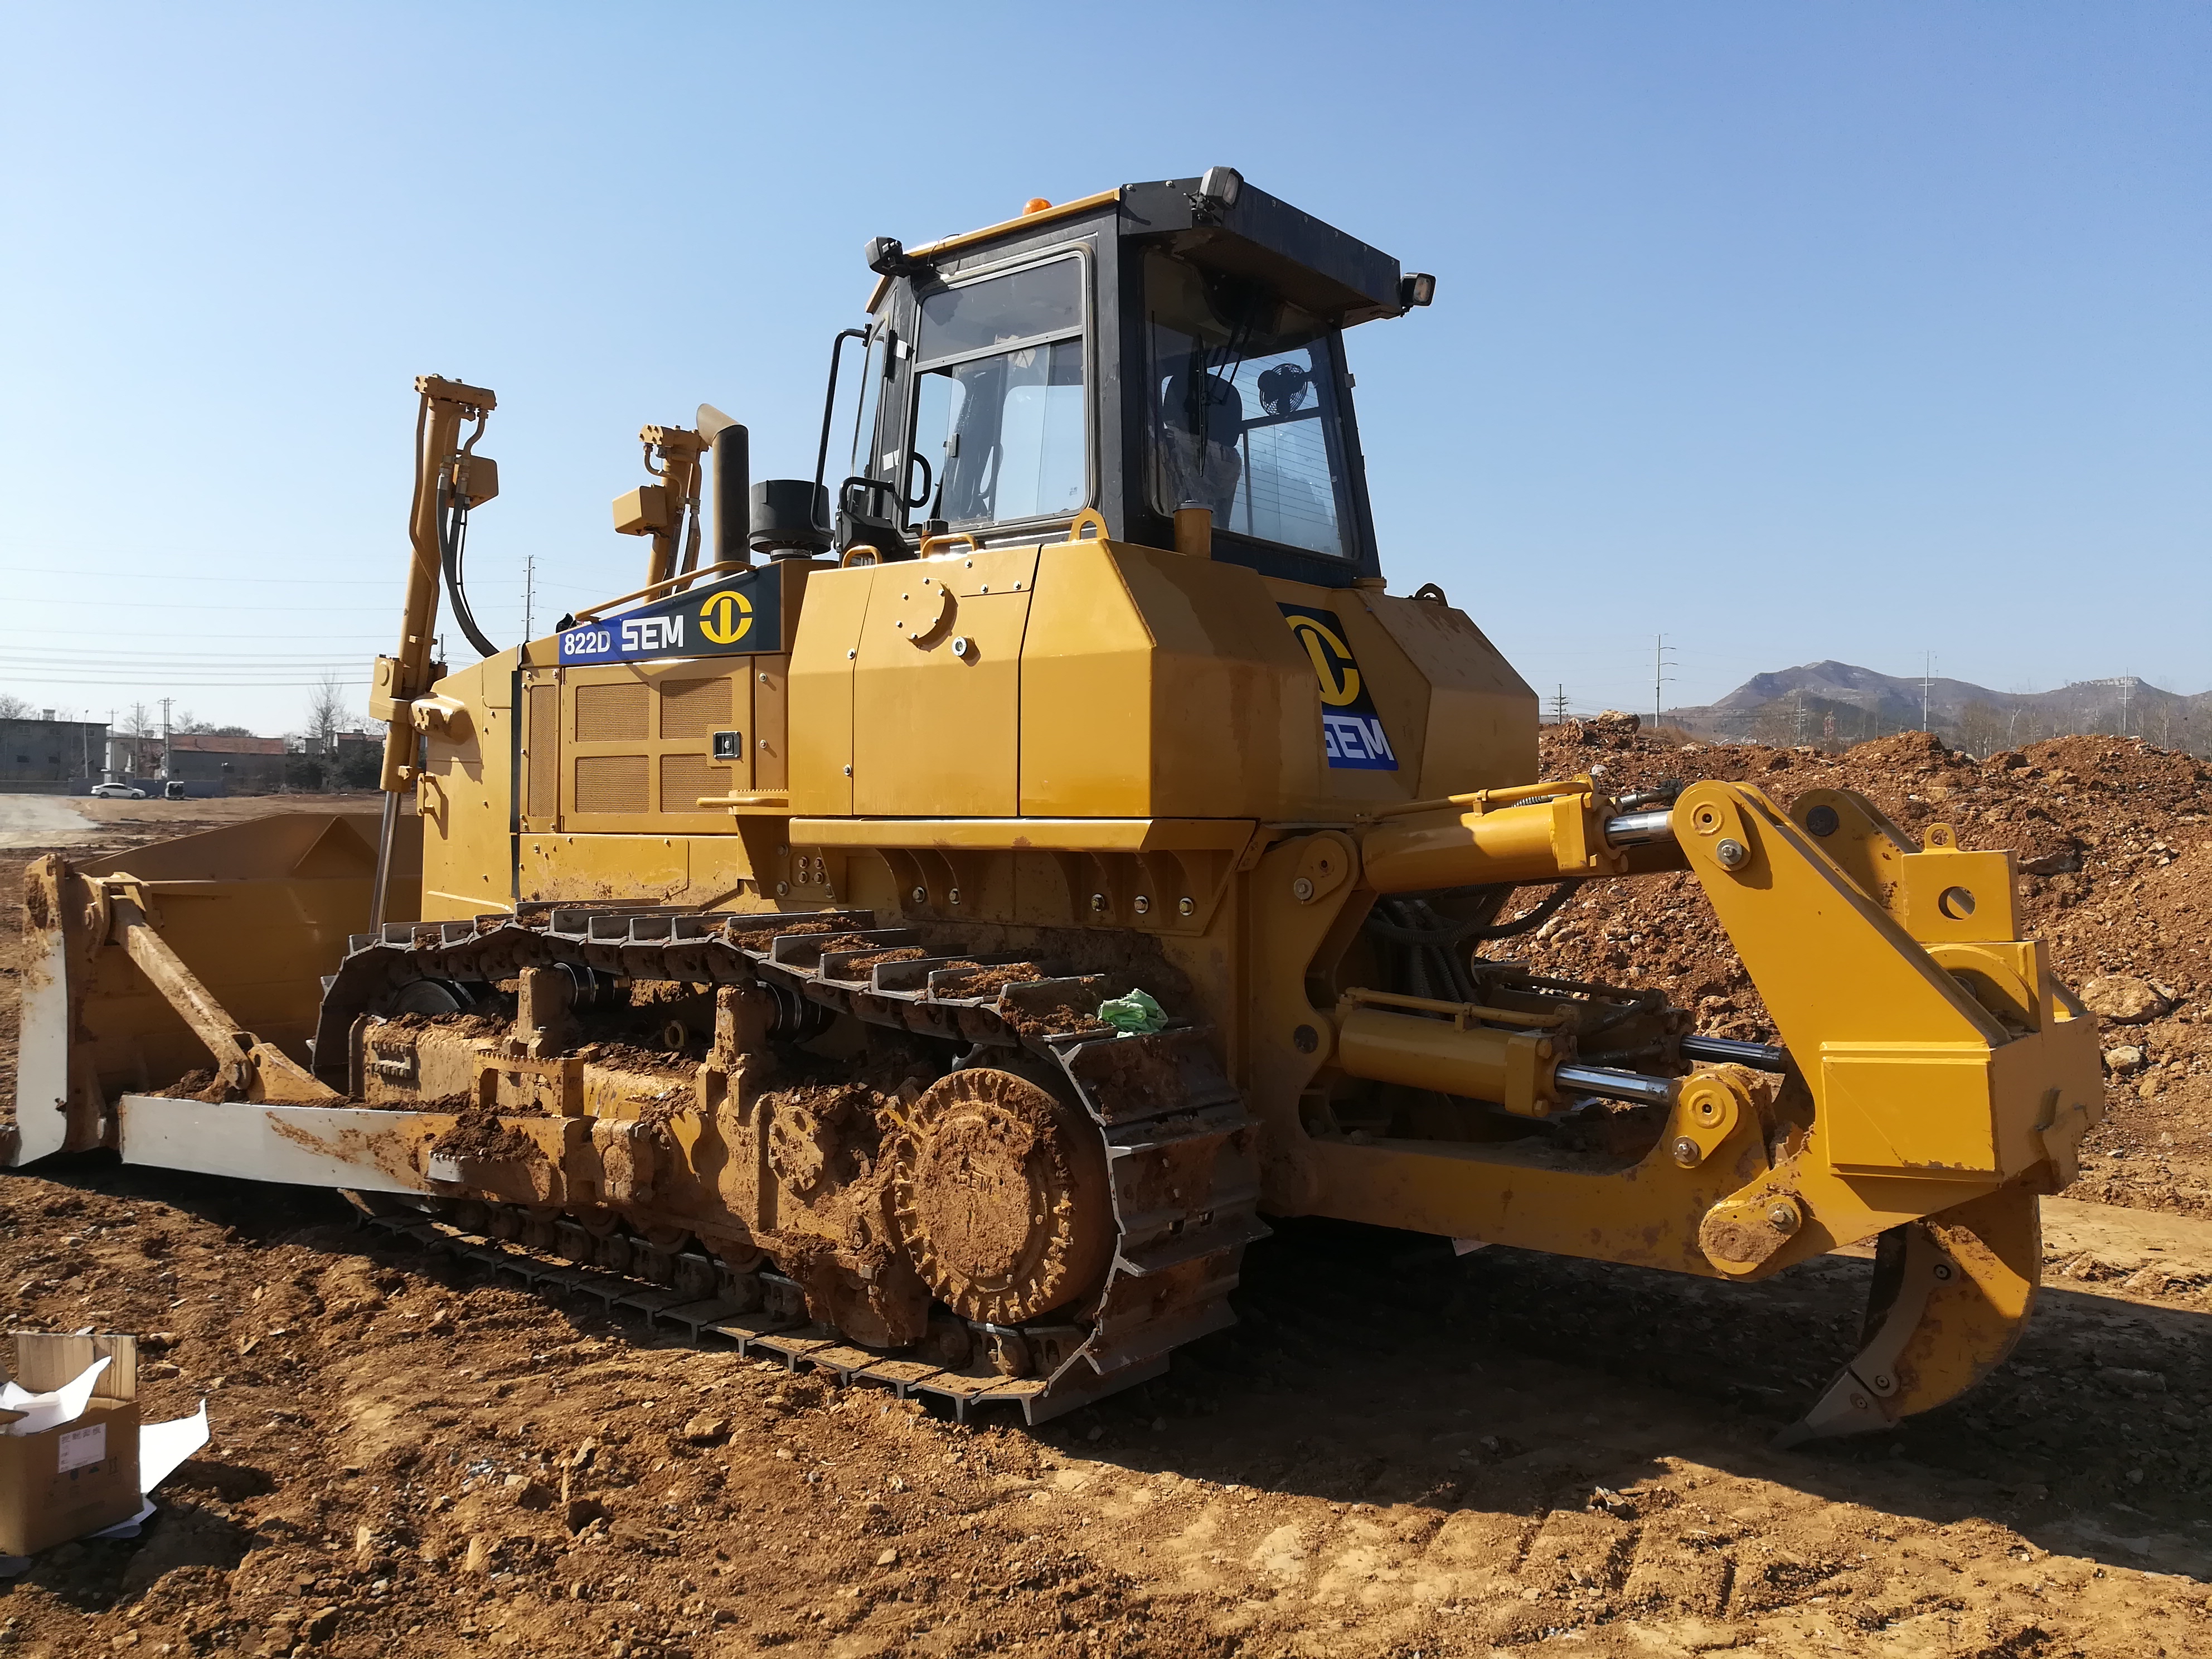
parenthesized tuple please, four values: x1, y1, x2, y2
(890, 1066, 1113, 1326)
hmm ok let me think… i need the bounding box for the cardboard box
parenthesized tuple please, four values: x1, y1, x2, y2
(0, 1333, 141, 1556)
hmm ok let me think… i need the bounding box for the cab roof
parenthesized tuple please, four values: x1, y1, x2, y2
(887, 173, 1411, 328)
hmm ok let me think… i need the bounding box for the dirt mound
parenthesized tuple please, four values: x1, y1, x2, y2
(1530, 726, 2212, 1212)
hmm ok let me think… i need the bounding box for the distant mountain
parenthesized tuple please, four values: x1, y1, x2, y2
(1660, 661, 2211, 754)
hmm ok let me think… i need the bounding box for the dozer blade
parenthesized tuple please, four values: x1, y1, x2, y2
(8, 812, 413, 1167)
(1779, 1182, 2040, 1446)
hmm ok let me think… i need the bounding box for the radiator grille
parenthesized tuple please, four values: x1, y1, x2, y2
(660, 676, 733, 739)
(661, 754, 730, 813)
(573, 682, 650, 741)
(573, 755, 649, 814)
(526, 684, 560, 819)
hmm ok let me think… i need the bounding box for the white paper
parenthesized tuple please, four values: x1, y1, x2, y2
(87, 1497, 157, 1540)
(0, 1355, 110, 1436)
(1451, 1237, 1490, 1255)
(138, 1400, 208, 1493)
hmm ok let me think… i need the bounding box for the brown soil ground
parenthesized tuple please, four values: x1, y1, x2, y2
(2, 776, 2211, 1657)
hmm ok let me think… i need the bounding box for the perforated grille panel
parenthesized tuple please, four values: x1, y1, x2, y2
(659, 676, 733, 739)
(660, 754, 730, 813)
(573, 755, 649, 814)
(526, 683, 560, 819)
(573, 682, 650, 741)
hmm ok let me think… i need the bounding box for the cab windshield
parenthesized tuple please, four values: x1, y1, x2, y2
(1144, 250, 1351, 559)
(909, 256, 1087, 528)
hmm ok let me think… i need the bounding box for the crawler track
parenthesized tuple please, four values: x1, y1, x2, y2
(314, 903, 1269, 1423)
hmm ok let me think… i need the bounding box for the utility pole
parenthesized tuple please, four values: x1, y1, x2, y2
(1549, 683, 1570, 726)
(522, 554, 536, 642)
(1653, 636, 1676, 731)
(159, 696, 173, 781)
(1922, 653, 1934, 732)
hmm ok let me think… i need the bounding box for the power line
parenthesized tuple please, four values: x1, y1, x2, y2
(0, 650, 369, 663)
(0, 565, 390, 586)
(1653, 634, 1676, 729)
(3, 596, 397, 613)
(0, 676, 372, 689)
(0, 659, 374, 674)
(0, 653, 377, 667)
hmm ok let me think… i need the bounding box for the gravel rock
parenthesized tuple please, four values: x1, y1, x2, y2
(2104, 1046, 2148, 1074)
(2097, 1366, 2169, 1394)
(2082, 975, 2171, 1024)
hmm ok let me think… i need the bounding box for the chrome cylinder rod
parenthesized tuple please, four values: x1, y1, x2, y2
(369, 789, 400, 930)
(1602, 809, 1675, 847)
(1681, 1034, 1789, 1071)
(1551, 1063, 1676, 1107)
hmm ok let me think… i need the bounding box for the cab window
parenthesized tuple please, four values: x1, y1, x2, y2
(1144, 250, 1351, 560)
(908, 256, 1088, 529)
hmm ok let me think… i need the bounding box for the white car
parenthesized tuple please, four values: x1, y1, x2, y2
(88, 783, 147, 799)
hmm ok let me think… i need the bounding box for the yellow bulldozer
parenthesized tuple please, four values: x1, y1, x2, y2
(8, 169, 2104, 1439)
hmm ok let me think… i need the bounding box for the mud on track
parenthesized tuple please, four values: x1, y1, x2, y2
(3, 784, 2212, 1656)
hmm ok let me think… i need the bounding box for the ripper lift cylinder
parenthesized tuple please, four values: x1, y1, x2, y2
(1330, 1000, 1689, 1117)
(1360, 792, 1677, 895)
(1334, 1003, 1556, 1116)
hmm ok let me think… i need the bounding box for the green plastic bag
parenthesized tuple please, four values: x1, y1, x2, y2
(1096, 987, 1167, 1035)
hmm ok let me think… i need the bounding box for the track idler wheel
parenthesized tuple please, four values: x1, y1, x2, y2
(1779, 1182, 2041, 1446)
(891, 1066, 1113, 1327)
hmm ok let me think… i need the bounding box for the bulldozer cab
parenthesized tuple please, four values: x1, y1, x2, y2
(838, 172, 1430, 590)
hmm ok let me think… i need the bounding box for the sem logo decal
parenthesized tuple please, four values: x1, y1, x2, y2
(560, 569, 779, 665)
(1279, 605, 1397, 772)
(698, 589, 753, 646)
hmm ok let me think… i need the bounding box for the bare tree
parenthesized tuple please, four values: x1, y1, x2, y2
(306, 674, 350, 755)
(1958, 701, 2005, 760)
(0, 693, 31, 720)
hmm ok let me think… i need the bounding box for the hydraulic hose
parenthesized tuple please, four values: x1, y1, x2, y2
(438, 475, 500, 660)
(1363, 881, 1582, 947)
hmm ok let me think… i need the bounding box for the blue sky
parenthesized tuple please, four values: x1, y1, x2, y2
(2, 2, 2204, 734)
